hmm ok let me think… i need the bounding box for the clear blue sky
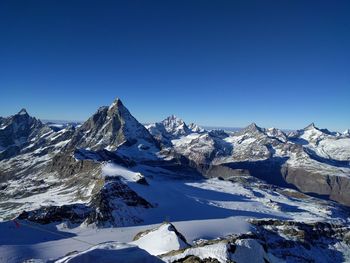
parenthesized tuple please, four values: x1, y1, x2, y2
(0, 1, 349, 131)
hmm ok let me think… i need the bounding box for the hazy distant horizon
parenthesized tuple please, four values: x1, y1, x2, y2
(40, 118, 320, 134)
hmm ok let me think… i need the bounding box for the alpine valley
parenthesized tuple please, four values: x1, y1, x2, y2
(1, 98, 350, 263)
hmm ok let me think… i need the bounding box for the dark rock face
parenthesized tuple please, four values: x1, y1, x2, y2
(48, 153, 101, 179)
(17, 204, 91, 224)
(208, 129, 229, 139)
(283, 166, 350, 205)
(173, 256, 220, 263)
(73, 148, 134, 166)
(204, 165, 251, 179)
(86, 176, 153, 226)
(16, 176, 153, 226)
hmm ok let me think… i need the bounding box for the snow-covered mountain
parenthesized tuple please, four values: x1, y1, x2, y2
(145, 115, 203, 146)
(0, 109, 76, 159)
(68, 98, 157, 151)
(1, 98, 350, 262)
(146, 117, 350, 206)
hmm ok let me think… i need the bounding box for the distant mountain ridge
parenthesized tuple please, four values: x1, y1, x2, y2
(1, 97, 350, 262)
(0, 97, 350, 223)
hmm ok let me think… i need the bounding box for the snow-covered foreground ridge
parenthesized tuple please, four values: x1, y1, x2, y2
(0, 97, 350, 262)
(1, 172, 350, 262)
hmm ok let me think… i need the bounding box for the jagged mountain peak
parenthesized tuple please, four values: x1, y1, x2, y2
(304, 122, 317, 130)
(108, 97, 125, 111)
(188, 122, 204, 133)
(146, 115, 194, 146)
(247, 122, 260, 129)
(163, 115, 185, 125)
(2, 108, 40, 126)
(266, 127, 288, 142)
(161, 115, 191, 136)
(96, 105, 109, 113)
(243, 122, 264, 133)
(302, 123, 336, 136)
(0, 109, 51, 160)
(68, 98, 156, 151)
(17, 108, 29, 116)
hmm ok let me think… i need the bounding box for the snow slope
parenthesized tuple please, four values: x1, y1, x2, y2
(132, 223, 189, 255)
(55, 242, 162, 263)
(0, 164, 348, 262)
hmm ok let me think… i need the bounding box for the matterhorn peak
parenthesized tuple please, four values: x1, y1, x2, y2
(106, 98, 134, 122)
(17, 108, 29, 116)
(67, 97, 155, 151)
(108, 97, 125, 110)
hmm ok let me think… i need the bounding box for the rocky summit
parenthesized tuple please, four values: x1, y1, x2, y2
(0, 98, 350, 263)
(67, 98, 157, 151)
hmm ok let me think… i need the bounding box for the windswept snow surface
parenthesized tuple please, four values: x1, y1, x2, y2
(162, 238, 275, 263)
(162, 241, 230, 263)
(0, 165, 348, 262)
(314, 138, 350, 161)
(55, 242, 162, 263)
(102, 162, 143, 182)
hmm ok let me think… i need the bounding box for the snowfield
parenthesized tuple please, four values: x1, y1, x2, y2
(131, 223, 189, 256)
(55, 242, 162, 263)
(0, 164, 348, 262)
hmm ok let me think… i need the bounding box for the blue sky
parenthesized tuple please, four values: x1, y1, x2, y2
(0, 1, 349, 131)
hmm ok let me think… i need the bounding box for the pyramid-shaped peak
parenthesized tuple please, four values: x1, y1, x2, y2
(68, 98, 156, 151)
(17, 108, 29, 116)
(107, 98, 132, 118)
(246, 122, 263, 131)
(248, 122, 259, 128)
(108, 97, 124, 110)
(235, 122, 265, 136)
(304, 122, 317, 130)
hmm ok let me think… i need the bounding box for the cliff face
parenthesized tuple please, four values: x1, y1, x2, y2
(283, 166, 350, 205)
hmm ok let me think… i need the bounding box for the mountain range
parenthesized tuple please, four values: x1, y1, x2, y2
(1, 98, 350, 262)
